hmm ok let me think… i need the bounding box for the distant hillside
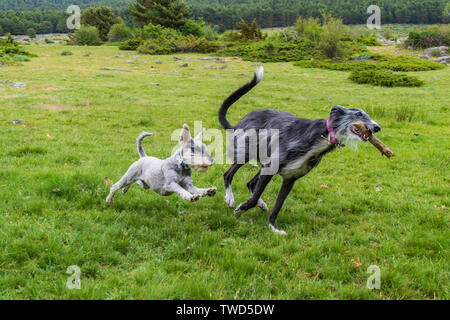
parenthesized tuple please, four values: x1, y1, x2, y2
(0, 0, 447, 33)
(0, 0, 131, 10)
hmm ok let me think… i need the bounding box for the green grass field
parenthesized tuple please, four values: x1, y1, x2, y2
(0, 44, 448, 299)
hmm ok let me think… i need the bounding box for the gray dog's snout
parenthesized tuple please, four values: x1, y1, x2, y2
(373, 125, 381, 133)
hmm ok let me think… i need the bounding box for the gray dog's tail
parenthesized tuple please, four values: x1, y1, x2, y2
(137, 132, 152, 158)
(219, 66, 264, 130)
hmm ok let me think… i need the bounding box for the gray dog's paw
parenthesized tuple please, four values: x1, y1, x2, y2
(190, 194, 200, 202)
(225, 193, 235, 208)
(206, 187, 217, 197)
(257, 199, 269, 211)
(234, 203, 245, 217)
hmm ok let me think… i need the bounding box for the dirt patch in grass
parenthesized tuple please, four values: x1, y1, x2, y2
(40, 104, 72, 111)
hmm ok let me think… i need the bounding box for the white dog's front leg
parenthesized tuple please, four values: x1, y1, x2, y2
(184, 181, 217, 197)
(166, 182, 200, 202)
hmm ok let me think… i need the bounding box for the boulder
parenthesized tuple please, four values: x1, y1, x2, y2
(432, 56, 450, 64)
(424, 46, 448, 57)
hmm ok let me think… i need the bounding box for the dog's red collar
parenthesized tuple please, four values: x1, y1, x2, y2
(326, 119, 343, 147)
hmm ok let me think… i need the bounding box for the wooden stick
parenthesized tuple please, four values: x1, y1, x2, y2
(353, 121, 395, 158)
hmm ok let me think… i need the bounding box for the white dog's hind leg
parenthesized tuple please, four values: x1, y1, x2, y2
(106, 164, 140, 203)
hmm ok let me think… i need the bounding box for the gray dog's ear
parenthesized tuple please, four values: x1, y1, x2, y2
(330, 105, 346, 114)
(180, 124, 191, 145)
(194, 128, 206, 141)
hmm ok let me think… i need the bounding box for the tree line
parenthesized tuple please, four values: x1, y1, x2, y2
(0, 0, 448, 36)
(190, 0, 449, 30)
(0, 0, 130, 11)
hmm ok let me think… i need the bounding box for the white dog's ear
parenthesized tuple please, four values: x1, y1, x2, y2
(194, 128, 206, 141)
(180, 124, 191, 145)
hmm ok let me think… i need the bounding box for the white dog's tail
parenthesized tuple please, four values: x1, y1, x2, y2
(137, 132, 152, 158)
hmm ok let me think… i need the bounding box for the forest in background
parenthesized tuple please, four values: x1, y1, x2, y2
(0, 0, 449, 35)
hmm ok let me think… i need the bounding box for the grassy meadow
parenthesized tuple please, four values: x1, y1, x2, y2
(0, 44, 448, 299)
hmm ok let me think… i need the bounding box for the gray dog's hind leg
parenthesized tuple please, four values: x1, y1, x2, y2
(247, 170, 269, 211)
(235, 174, 272, 217)
(223, 163, 243, 208)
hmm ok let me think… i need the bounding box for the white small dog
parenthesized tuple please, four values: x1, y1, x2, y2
(106, 124, 216, 203)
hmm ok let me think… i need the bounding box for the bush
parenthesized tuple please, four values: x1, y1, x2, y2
(405, 25, 450, 49)
(203, 24, 219, 41)
(139, 23, 181, 40)
(294, 17, 322, 43)
(108, 23, 133, 42)
(0, 34, 36, 58)
(61, 50, 73, 56)
(349, 69, 424, 87)
(294, 54, 444, 72)
(137, 36, 219, 55)
(119, 38, 143, 50)
(74, 26, 101, 46)
(219, 38, 318, 62)
(181, 19, 205, 37)
(138, 38, 174, 55)
(26, 28, 36, 39)
(81, 6, 121, 42)
(356, 35, 381, 46)
(318, 15, 350, 59)
(11, 54, 30, 61)
(235, 19, 266, 41)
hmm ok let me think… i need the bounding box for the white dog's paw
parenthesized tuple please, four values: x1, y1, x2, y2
(206, 187, 217, 197)
(269, 224, 287, 235)
(189, 194, 200, 202)
(257, 199, 269, 211)
(225, 192, 235, 208)
(106, 196, 113, 204)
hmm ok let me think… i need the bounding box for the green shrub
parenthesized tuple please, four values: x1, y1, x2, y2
(294, 17, 322, 43)
(181, 19, 205, 37)
(376, 55, 444, 71)
(430, 48, 442, 57)
(294, 54, 444, 72)
(356, 35, 381, 46)
(11, 54, 30, 61)
(26, 28, 36, 39)
(0, 35, 36, 58)
(119, 38, 143, 50)
(349, 69, 424, 87)
(108, 23, 133, 42)
(219, 38, 318, 62)
(140, 23, 180, 40)
(61, 50, 73, 56)
(74, 26, 101, 46)
(202, 24, 219, 41)
(138, 38, 174, 55)
(137, 36, 219, 55)
(193, 37, 220, 53)
(318, 15, 350, 59)
(405, 25, 450, 49)
(235, 19, 266, 41)
(81, 6, 121, 42)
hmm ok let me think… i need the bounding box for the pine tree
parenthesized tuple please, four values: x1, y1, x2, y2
(128, 0, 190, 29)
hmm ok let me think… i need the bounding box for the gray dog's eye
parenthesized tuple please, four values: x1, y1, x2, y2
(356, 111, 363, 117)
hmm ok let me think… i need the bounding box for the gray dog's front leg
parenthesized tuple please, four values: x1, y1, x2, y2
(166, 182, 200, 202)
